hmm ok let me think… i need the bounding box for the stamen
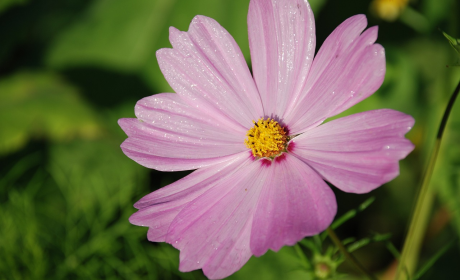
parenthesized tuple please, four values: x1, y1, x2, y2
(245, 118, 288, 159)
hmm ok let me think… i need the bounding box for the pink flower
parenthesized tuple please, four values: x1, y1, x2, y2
(119, 0, 414, 278)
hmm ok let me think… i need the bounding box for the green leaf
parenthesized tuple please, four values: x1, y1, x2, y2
(386, 241, 401, 260)
(0, 72, 101, 155)
(347, 233, 392, 253)
(46, 0, 176, 71)
(294, 244, 312, 270)
(442, 31, 460, 55)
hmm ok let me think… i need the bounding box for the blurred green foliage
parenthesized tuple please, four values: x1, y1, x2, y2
(0, 72, 101, 154)
(1, 0, 460, 279)
(46, 0, 174, 71)
(0, 0, 28, 14)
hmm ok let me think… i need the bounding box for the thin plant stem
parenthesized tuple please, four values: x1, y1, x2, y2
(395, 79, 460, 280)
(294, 243, 311, 269)
(326, 227, 377, 280)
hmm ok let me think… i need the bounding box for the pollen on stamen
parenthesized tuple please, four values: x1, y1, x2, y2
(245, 118, 288, 159)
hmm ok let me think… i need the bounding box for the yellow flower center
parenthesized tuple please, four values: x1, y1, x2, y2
(245, 118, 288, 159)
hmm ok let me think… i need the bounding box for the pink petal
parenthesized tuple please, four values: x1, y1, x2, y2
(248, 0, 316, 118)
(285, 15, 386, 134)
(250, 154, 337, 256)
(119, 94, 247, 171)
(135, 93, 244, 137)
(129, 153, 248, 242)
(291, 109, 415, 193)
(157, 15, 263, 131)
(165, 157, 271, 279)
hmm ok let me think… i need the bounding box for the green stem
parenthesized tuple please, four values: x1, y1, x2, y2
(326, 227, 377, 280)
(395, 79, 460, 280)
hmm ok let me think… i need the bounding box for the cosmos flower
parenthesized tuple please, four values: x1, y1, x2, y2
(118, 0, 414, 278)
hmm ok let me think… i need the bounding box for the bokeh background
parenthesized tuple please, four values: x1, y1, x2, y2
(1, 0, 460, 279)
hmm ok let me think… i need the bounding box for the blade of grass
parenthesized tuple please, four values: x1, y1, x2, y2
(321, 197, 375, 240)
(386, 241, 401, 260)
(347, 233, 392, 253)
(294, 243, 312, 270)
(395, 79, 460, 280)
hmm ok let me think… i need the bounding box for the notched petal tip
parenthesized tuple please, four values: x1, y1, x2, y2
(133, 195, 151, 209)
(190, 14, 207, 25)
(168, 26, 182, 42)
(370, 24, 379, 33)
(118, 118, 138, 135)
(128, 209, 150, 227)
(117, 117, 129, 127)
(117, 118, 144, 136)
(406, 115, 416, 131)
(361, 25, 379, 45)
(373, 43, 385, 56)
(155, 47, 172, 63)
